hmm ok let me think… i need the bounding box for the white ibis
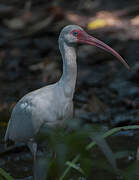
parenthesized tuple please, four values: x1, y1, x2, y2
(4, 25, 130, 176)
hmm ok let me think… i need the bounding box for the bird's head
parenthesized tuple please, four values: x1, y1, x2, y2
(59, 25, 130, 70)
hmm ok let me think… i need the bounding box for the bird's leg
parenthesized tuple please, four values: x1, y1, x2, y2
(27, 141, 37, 180)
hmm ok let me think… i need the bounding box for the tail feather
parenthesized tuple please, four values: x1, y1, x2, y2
(4, 124, 10, 142)
(4, 126, 14, 148)
(4, 130, 9, 142)
(4, 119, 12, 143)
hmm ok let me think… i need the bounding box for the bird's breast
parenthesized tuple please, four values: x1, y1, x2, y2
(31, 92, 73, 128)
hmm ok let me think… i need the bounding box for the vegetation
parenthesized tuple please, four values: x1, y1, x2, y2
(1, 123, 139, 179)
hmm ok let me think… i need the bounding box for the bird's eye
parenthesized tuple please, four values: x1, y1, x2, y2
(73, 31, 78, 36)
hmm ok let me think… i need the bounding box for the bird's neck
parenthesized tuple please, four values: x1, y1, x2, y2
(59, 41, 77, 98)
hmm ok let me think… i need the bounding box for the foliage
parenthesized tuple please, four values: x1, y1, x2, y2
(35, 122, 139, 179)
(0, 168, 14, 180)
(1, 123, 139, 179)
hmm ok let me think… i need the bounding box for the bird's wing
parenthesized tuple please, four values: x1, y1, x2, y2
(4, 96, 39, 143)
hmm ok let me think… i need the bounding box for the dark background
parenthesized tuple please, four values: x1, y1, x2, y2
(0, 0, 139, 179)
(0, 0, 138, 127)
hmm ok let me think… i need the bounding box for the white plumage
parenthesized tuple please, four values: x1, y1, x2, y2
(5, 25, 130, 170)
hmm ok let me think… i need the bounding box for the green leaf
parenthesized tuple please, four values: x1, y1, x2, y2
(92, 135, 118, 173)
(0, 168, 14, 180)
(59, 155, 80, 180)
(0, 176, 4, 180)
(87, 125, 139, 150)
(60, 125, 139, 179)
(66, 161, 85, 176)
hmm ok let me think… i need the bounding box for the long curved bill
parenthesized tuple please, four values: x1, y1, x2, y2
(78, 32, 130, 70)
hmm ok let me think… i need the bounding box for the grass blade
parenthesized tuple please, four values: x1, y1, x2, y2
(86, 125, 139, 150)
(59, 155, 80, 180)
(66, 161, 85, 175)
(60, 125, 139, 179)
(0, 168, 14, 180)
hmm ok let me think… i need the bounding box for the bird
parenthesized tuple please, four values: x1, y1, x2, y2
(4, 25, 130, 178)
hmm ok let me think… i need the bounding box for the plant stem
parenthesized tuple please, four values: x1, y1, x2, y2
(60, 125, 139, 180)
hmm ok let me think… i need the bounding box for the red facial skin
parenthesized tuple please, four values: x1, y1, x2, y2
(71, 29, 130, 70)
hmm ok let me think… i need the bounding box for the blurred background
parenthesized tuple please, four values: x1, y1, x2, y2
(0, 0, 139, 179)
